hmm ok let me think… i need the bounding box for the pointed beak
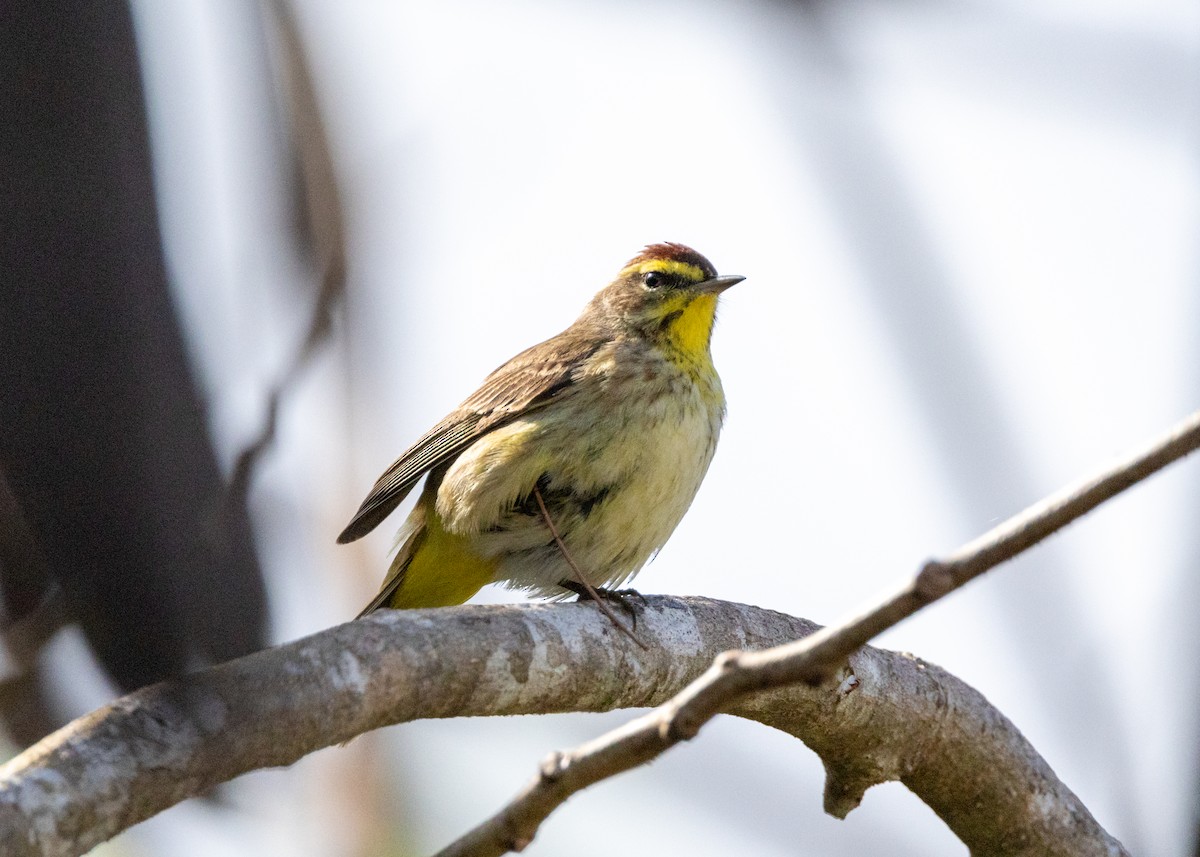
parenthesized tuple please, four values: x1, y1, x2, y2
(697, 274, 745, 295)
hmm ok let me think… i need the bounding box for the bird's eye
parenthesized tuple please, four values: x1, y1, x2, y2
(643, 271, 664, 289)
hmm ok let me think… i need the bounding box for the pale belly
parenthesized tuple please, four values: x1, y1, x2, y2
(433, 359, 724, 596)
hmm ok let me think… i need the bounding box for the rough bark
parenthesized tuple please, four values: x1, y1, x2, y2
(0, 597, 1124, 857)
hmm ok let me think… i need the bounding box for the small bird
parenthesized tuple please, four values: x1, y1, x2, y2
(339, 243, 743, 620)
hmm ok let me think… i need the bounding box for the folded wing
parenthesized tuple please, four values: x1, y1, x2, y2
(337, 328, 602, 543)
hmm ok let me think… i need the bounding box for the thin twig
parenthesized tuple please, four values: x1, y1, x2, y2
(225, 0, 347, 516)
(435, 408, 1200, 857)
(531, 484, 644, 648)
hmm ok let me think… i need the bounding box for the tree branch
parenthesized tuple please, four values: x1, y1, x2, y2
(438, 408, 1200, 856)
(1, 409, 1194, 857)
(0, 598, 1113, 857)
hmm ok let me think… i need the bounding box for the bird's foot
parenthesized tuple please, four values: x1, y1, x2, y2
(558, 580, 647, 631)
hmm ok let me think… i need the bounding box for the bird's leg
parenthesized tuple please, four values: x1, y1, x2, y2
(532, 484, 645, 649)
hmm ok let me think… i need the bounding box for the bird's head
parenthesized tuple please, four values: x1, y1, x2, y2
(593, 242, 744, 362)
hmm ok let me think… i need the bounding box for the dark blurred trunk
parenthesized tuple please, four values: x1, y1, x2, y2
(0, 1, 267, 714)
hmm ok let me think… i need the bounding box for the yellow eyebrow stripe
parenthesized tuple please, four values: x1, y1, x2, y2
(621, 259, 707, 281)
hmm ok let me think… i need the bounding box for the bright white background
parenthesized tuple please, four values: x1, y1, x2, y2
(98, 0, 1200, 854)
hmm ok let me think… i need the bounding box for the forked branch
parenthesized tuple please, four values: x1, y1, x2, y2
(0, 412, 1195, 857)
(436, 409, 1200, 857)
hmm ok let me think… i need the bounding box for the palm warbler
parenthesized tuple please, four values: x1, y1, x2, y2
(339, 243, 742, 617)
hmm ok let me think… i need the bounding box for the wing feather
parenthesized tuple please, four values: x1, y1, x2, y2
(337, 326, 603, 543)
